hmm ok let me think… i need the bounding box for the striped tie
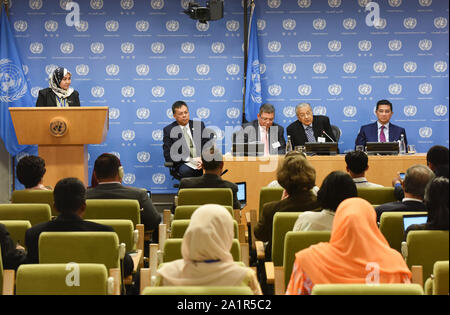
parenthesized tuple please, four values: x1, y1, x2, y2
(305, 126, 316, 143)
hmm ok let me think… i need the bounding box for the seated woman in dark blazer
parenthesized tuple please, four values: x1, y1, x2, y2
(35, 67, 80, 107)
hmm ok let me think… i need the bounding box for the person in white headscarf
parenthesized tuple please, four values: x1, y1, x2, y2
(156, 204, 262, 295)
(36, 67, 80, 107)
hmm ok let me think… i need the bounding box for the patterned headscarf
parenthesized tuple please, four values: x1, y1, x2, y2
(48, 67, 74, 99)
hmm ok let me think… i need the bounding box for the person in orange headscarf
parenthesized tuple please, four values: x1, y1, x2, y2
(286, 197, 412, 295)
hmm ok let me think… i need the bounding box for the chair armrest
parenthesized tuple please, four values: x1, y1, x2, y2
(136, 224, 145, 251)
(109, 268, 121, 295)
(149, 243, 159, 276)
(274, 266, 285, 295)
(255, 241, 265, 260)
(233, 209, 241, 224)
(401, 241, 408, 260)
(140, 268, 151, 294)
(411, 265, 423, 288)
(265, 262, 274, 284)
(240, 242, 249, 267)
(238, 224, 246, 243)
(2, 269, 15, 295)
(130, 250, 143, 273)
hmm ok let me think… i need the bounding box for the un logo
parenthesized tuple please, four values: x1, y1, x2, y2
(181, 86, 195, 97)
(343, 62, 357, 74)
(313, 18, 327, 31)
(121, 86, 135, 98)
(226, 64, 240, 76)
(283, 63, 296, 74)
(343, 18, 357, 30)
(29, 0, 43, 10)
(76, 64, 89, 76)
(137, 152, 151, 163)
(343, 106, 357, 118)
(211, 86, 225, 97)
(152, 86, 165, 97)
(358, 84, 372, 95)
(152, 129, 163, 141)
(29, 42, 43, 54)
(91, 42, 105, 54)
(403, 61, 417, 73)
(328, 84, 342, 96)
(120, 0, 134, 9)
(181, 0, 190, 9)
(105, 20, 119, 32)
(166, 64, 180, 76)
(90, 0, 103, 10)
(45, 64, 58, 76)
(136, 107, 150, 120)
(49, 118, 67, 137)
(434, 105, 448, 117)
(196, 64, 210, 76)
(358, 0, 371, 7)
(91, 86, 105, 98)
(226, 107, 240, 119)
(434, 17, 448, 29)
(419, 127, 432, 138)
(151, 0, 164, 9)
(419, 0, 432, 6)
(419, 83, 432, 95)
(122, 129, 136, 141)
(151, 42, 165, 54)
(166, 108, 174, 119)
(257, 19, 266, 31)
(14, 20, 28, 32)
(328, 0, 341, 8)
(268, 41, 282, 53)
(152, 173, 166, 185)
(373, 62, 387, 73)
(434, 61, 448, 73)
(136, 64, 149, 76)
(260, 63, 267, 74)
(166, 20, 180, 32)
(374, 18, 387, 30)
(314, 106, 327, 116)
(106, 64, 120, 76)
(313, 63, 327, 74)
(388, 40, 402, 51)
(31, 87, 42, 98)
(136, 20, 149, 32)
(297, 0, 311, 8)
(181, 42, 195, 54)
(298, 41, 312, 53)
(23, 65, 29, 75)
(123, 173, 136, 185)
(283, 19, 296, 31)
(211, 42, 225, 54)
(403, 17, 417, 29)
(75, 21, 89, 32)
(60, 42, 74, 54)
(197, 108, 211, 119)
(358, 40, 372, 51)
(44, 20, 58, 32)
(403, 105, 417, 117)
(0, 59, 28, 103)
(298, 84, 312, 96)
(328, 40, 342, 52)
(196, 21, 210, 32)
(226, 20, 240, 32)
(121, 42, 135, 54)
(268, 84, 282, 96)
(109, 108, 120, 120)
(268, 0, 281, 9)
(283, 106, 296, 118)
(388, 83, 403, 95)
(418, 39, 432, 51)
(388, 0, 402, 7)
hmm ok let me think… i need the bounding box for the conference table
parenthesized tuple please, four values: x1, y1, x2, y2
(222, 153, 427, 218)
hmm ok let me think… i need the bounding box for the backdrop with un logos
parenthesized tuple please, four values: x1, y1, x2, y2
(9, 0, 449, 193)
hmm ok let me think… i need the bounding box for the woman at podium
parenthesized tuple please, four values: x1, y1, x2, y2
(35, 67, 80, 107)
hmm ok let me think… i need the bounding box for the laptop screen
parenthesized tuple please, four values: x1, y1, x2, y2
(403, 215, 427, 231)
(236, 182, 246, 204)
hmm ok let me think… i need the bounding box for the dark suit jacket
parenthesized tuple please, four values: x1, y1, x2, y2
(286, 116, 335, 147)
(0, 223, 27, 270)
(234, 120, 286, 155)
(24, 213, 133, 276)
(86, 183, 161, 232)
(355, 122, 407, 148)
(179, 173, 241, 210)
(35, 88, 80, 107)
(375, 200, 427, 222)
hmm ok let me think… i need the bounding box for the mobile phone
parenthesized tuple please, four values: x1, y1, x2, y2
(399, 172, 405, 180)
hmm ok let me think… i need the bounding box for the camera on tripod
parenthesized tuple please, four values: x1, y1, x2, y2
(184, 0, 224, 24)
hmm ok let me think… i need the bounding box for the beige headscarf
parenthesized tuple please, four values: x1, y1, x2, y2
(157, 204, 250, 286)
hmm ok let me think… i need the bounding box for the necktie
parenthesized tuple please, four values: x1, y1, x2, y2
(183, 126, 196, 158)
(305, 126, 316, 143)
(380, 125, 386, 142)
(263, 129, 269, 156)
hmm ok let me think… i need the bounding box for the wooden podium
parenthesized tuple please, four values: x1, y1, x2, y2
(9, 107, 109, 188)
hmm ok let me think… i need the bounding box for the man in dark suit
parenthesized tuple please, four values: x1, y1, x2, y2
(179, 147, 241, 210)
(375, 164, 435, 222)
(286, 103, 336, 147)
(25, 177, 133, 276)
(87, 153, 161, 234)
(234, 103, 286, 155)
(163, 101, 213, 179)
(355, 99, 407, 148)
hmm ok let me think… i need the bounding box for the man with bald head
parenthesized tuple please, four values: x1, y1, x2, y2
(286, 103, 336, 147)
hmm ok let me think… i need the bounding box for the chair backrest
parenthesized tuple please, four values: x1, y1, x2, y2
(357, 187, 396, 205)
(0, 204, 51, 226)
(405, 230, 449, 280)
(174, 205, 234, 220)
(311, 283, 424, 295)
(283, 231, 331, 287)
(11, 190, 56, 216)
(432, 261, 449, 295)
(0, 220, 31, 247)
(84, 199, 140, 228)
(15, 263, 113, 295)
(259, 187, 284, 217)
(379, 211, 427, 252)
(271, 212, 303, 266)
(330, 125, 341, 142)
(39, 232, 120, 271)
(170, 219, 239, 239)
(142, 286, 253, 295)
(87, 219, 135, 252)
(177, 188, 233, 207)
(163, 238, 241, 263)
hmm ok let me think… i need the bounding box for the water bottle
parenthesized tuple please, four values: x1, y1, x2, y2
(286, 135, 293, 153)
(399, 134, 406, 155)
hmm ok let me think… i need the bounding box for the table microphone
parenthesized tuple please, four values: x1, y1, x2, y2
(322, 130, 335, 143)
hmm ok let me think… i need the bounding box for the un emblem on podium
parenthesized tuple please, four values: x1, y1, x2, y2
(49, 117, 68, 137)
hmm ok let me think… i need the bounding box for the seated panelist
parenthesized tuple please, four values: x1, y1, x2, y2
(355, 99, 407, 148)
(35, 67, 80, 107)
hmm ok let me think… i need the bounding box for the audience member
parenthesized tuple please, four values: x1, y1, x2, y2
(293, 171, 357, 232)
(24, 177, 134, 276)
(16, 155, 50, 190)
(156, 204, 262, 295)
(286, 198, 412, 295)
(345, 151, 383, 187)
(405, 177, 449, 239)
(254, 153, 320, 258)
(179, 146, 241, 209)
(376, 164, 435, 222)
(87, 153, 161, 234)
(0, 223, 27, 270)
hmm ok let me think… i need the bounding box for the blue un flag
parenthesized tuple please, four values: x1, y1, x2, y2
(0, 5, 34, 156)
(244, 2, 262, 123)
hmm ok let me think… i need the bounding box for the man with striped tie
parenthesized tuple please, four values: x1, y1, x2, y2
(355, 99, 407, 149)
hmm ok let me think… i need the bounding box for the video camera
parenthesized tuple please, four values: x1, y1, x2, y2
(184, 0, 224, 24)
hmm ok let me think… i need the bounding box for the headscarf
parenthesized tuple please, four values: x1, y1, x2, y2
(294, 197, 411, 284)
(157, 204, 249, 286)
(49, 67, 74, 99)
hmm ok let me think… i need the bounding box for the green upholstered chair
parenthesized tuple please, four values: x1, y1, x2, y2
(357, 187, 396, 205)
(259, 187, 284, 217)
(401, 231, 449, 280)
(311, 283, 424, 295)
(426, 261, 449, 295)
(271, 212, 303, 265)
(379, 211, 427, 252)
(11, 190, 56, 216)
(177, 188, 233, 207)
(162, 238, 241, 263)
(0, 220, 31, 248)
(15, 263, 115, 295)
(0, 204, 51, 226)
(173, 205, 234, 220)
(87, 219, 136, 252)
(142, 286, 254, 295)
(170, 219, 239, 239)
(84, 199, 141, 228)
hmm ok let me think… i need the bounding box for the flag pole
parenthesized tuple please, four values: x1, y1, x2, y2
(242, 0, 249, 124)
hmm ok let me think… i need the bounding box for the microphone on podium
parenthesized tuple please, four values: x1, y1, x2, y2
(322, 130, 335, 143)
